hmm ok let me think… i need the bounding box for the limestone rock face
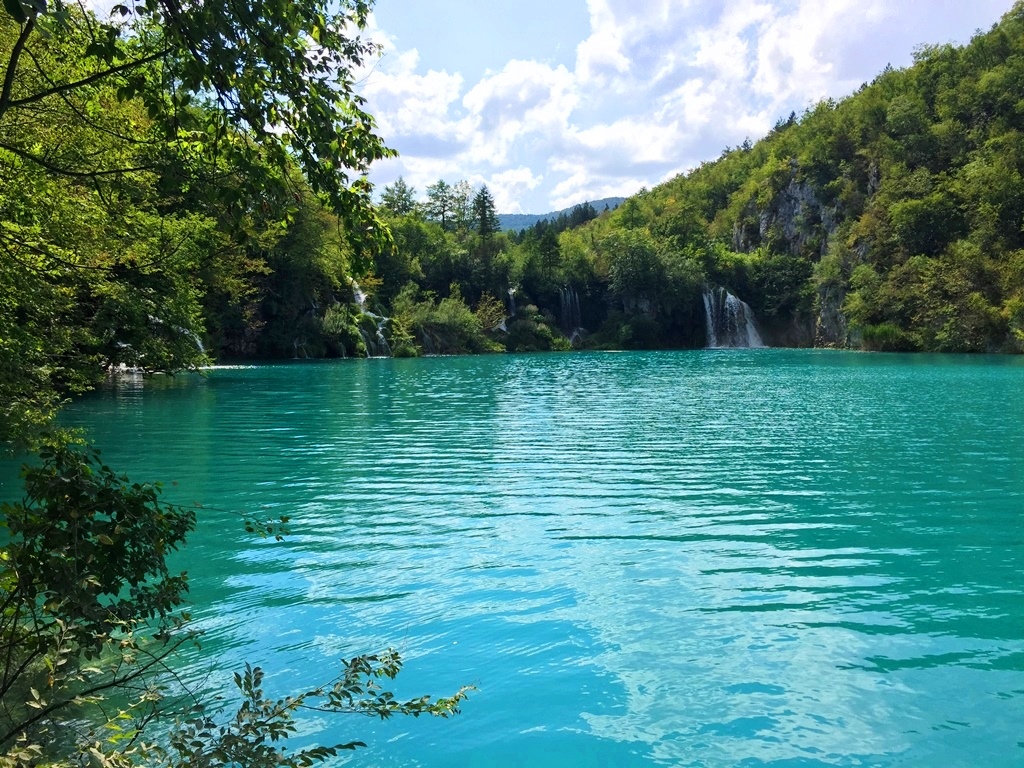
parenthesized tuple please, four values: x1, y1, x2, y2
(732, 162, 840, 260)
(728, 159, 854, 349)
(815, 283, 849, 349)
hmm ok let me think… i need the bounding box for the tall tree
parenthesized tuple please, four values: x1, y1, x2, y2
(451, 179, 474, 231)
(424, 179, 454, 229)
(0, 2, 471, 764)
(381, 176, 417, 216)
(470, 185, 500, 292)
(473, 185, 499, 239)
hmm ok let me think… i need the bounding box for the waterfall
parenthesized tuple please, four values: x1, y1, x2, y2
(558, 286, 585, 345)
(351, 279, 392, 358)
(421, 329, 437, 356)
(702, 286, 765, 348)
(357, 319, 392, 358)
(559, 287, 582, 335)
(179, 326, 206, 355)
(507, 287, 517, 317)
(352, 280, 368, 311)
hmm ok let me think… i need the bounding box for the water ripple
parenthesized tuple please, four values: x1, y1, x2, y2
(44, 350, 1024, 768)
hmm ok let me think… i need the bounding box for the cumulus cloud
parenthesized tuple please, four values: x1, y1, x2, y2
(485, 167, 545, 213)
(575, 0, 632, 86)
(461, 60, 578, 165)
(359, 48, 472, 153)
(362, 1, 1014, 213)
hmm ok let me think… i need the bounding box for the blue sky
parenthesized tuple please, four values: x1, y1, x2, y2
(359, 1, 1015, 214)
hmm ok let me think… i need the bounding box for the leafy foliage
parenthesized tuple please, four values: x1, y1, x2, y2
(0, 441, 194, 762)
(1, 0, 471, 764)
(168, 656, 470, 768)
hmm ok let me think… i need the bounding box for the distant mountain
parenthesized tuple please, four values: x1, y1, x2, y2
(497, 197, 627, 232)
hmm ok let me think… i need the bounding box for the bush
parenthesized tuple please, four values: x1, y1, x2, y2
(390, 283, 503, 355)
(860, 322, 919, 351)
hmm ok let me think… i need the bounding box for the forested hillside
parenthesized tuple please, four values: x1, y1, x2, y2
(565, 3, 1024, 353)
(6, 0, 1023, 416)
(10, 3, 1022, 375)
(497, 197, 626, 232)
(360, 3, 1024, 355)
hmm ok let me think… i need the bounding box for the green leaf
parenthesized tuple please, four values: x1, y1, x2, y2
(2, 0, 28, 23)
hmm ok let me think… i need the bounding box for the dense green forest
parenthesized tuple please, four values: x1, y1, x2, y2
(155, 0, 1024, 360)
(9, 3, 1024, 377)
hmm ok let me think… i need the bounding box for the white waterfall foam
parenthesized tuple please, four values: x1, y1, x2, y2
(351, 279, 392, 357)
(148, 314, 205, 354)
(702, 286, 765, 349)
(352, 280, 368, 311)
(559, 286, 583, 339)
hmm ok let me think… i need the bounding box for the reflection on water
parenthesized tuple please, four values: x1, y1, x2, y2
(14, 350, 1023, 767)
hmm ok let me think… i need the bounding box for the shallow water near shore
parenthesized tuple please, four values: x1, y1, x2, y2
(12, 349, 1024, 767)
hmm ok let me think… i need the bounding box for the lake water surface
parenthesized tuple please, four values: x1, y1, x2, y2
(18, 350, 1024, 766)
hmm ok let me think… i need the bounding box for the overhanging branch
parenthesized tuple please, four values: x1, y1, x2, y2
(0, 141, 157, 178)
(5, 47, 171, 112)
(0, 14, 37, 123)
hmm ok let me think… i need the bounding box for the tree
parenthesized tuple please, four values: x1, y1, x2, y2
(0, 0, 394, 253)
(604, 229, 664, 311)
(450, 180, 474, 231)
(0, 10, 218, 448)
(380, 177, 417, 216)
(539, 227, 560, 283)
(468, 185, 501, 293)
(472, 185, 499, 239)
(0, 441, 196, 760)
(0, 442, 470, 766)
(424, 180, 454, 229)
(0, 0, 406, 440)
(0, 0, 471, 762)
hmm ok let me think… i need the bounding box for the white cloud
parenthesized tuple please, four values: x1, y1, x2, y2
(361, 48, 471, 151)
(461, 60, 578, 166)
(485, 167, 544, 213)
(571, 118, 683, 168)
(549, 170, 649, 211)
(575, 0, 631, 87)
(363, 1, 1016, 213)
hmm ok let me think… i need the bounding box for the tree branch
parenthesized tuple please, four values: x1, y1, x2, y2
(0, 141, 157, 178)
(24, 47, 161, 147)
(0, 635, 185, 749)
(5, 47, 171, 111)
(0, 14, 37, 124)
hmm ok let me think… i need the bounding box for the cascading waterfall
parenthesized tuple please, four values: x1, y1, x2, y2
(352, 282, 368, 309)
(702, 286, 765, 348)
(507, 287, 517, 317)
(351, 279, 392, 358)
(559, 286, 584, 344)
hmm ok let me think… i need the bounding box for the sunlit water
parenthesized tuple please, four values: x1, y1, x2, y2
(5, 350, 1024, 767)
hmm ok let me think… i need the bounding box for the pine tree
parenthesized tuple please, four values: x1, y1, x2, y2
(472, 185, 499, 239)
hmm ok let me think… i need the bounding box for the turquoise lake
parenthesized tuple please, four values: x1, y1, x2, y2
(9, 349, 1024, 766)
